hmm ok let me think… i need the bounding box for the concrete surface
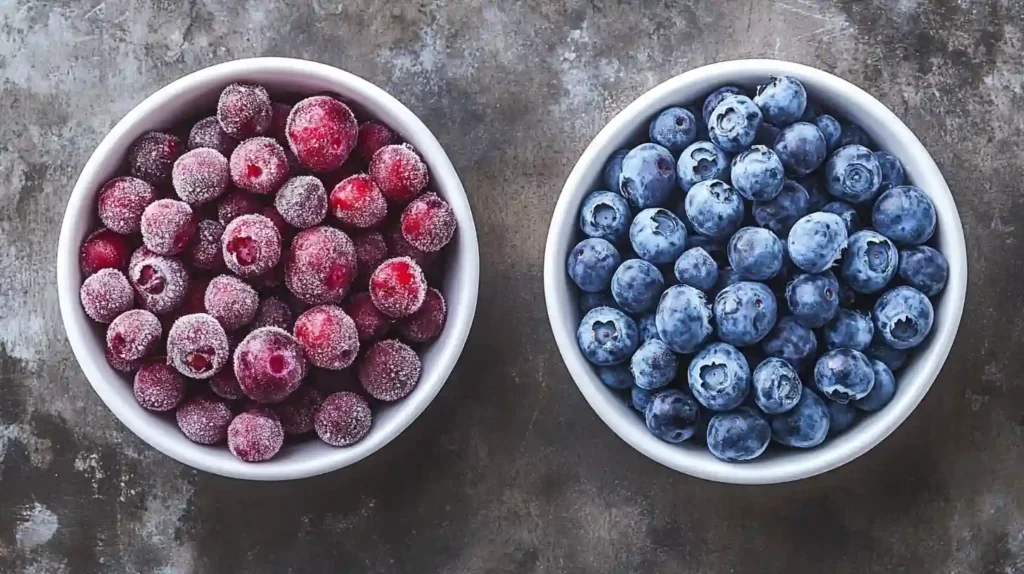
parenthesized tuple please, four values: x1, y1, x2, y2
(1, 0, 1023, 572)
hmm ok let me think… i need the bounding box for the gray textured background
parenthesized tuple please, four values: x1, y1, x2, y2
(2, 0, 1023, 572)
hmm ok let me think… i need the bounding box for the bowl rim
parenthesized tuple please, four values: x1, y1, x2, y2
(543, 59, 968, 484)
(56, 57, 480, 481)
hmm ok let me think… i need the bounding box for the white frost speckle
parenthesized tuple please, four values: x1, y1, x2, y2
(15, 503, 59, 550)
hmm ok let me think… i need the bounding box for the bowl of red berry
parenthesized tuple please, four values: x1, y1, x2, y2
(56, 57, 479, 480)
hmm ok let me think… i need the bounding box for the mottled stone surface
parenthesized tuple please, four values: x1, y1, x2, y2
(2, 0, 1023, 572)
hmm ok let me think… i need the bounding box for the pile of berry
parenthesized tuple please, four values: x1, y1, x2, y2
(79, 82, 456, 462)
(569, 76, 948, 462)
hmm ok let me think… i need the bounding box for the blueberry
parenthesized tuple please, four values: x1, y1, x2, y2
(688, 342, 751, 411)
(629, 208, 688, 264)
(873, 286, 934, 350)
(655, 285, 714, 354)
(855, 360, 896, 412)
(713, 282, 777, 347)
(631, 339, 679, 390)
(731, 145, 785, 201)
(814, 114, 842, 152)
(597, 364, 634, 390)
(568, 238, 621, 293)
(754, 76, 807, 126)
(577, 306, 640, 366)
(814, 348, 875, 403)
(676, 141, 730, 192)
(785, 271, 840, 328)
(603, 149, 629, 192)
(871, 185, 937, 246)
(649, 107, 698, 154)
(787, 212, 848, 273)
(684, 179, 745, 239)
(728, 227, 784, 280)
(799, 101, 822, 122)
(761, 316, 818, 367)
(755, 122, 782, 148)
(610, 259, 664, 314)
(820, 201, 860, 233)
(773, 122, 827, 176)
(865, 337, 909, 372)
(874, 151, 906, 192)
(713, 266, 744, 295)
(687, 234, 728, 265)
(708, 95, 763, 153)
(702, 86, 745, 126)
(619, 143, 676, 209)
(823, 309, 874, 351)
(826, 145, 883, 204)
(838, 122, 873, 148)
(631, 385, 654, 412)
(579, 191, 632, 243)
(841, 230, 898, 294)
(797, 174, 831, 212)
(770, 386, 829, 447)
(645, 389, 701, 443)
(827, 401, 858, 436)
(752, 357, 802, 414)
(706, 407, 771, 461)
(753, 179, 810, 236)
(579, 291, 616, 315)
(638, 312, 660, 342)
(673, 247, 719, 291)
(899, 245, 948, 296)
(838, 282, 857, 307)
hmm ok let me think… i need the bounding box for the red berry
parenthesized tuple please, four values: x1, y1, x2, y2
(172, 148, 230, 206)
(269, 102, 292, 142)
(359, 339, 421, 401)
(293, 305, 359, 370)
(369, 144, 428, 204)
(397, 287, 446, 343)
(230, 137, 289, 195)
(181, 277, 210, 315)
(272, 384, 323, 436)
(166, 313, 230, 379)
(176, 394, 232, 445)
(81, 268, 134, 323)
(234, 327, 309, 403)
(210, 364, 245, 400)
(383, 223, 436, 268)
(286, 96, 358, 172)
(128, 131, 184, 187)
(250, 265, 284, 293)
(253, 296, 294, 331)
(221, 214, 282, 278)
(284, 226, 357, 305)
(228, 409, 284, 462)
(129, 254, 189, 315)
(141, 199, 195, 256)
(106, 347, 141, 374)
(217, 190, 265, 226)
(80, 228, 132, 276)
(204, 275, 259, 330)
(107, 309, 162, 362)
(185, 219, 225, 270)
(275, 176, 327, 229)
(314, 392, 371, 446)
(261, 206, 295, 244)
(356, 122, 397, 163)
(400, 192, 456, 252)
(344, 292, 391, 342)
(320, 157, 365, 191)
(329, 174, 387, 229)
(217, 83, 272, 139)
(352, 230, 388, 288)
(188, 116, 238, 156)
(369, 257, 427, 318)
(133, 362, 186, 412)
(97, 177, 157, 235)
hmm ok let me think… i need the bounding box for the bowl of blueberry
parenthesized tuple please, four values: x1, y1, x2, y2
(56, 58, 479, 480)
(544, 59, 966, 484)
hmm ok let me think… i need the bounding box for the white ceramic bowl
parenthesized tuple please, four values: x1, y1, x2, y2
(544, 59, 967, 484)
(57, 57, 479, 481)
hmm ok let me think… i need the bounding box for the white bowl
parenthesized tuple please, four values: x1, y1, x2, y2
(56, 57, 479, 481)
(544, 59, 967, 484)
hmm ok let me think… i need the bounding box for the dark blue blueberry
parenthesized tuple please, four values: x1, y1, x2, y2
(645, 389, 701, 443)
(579, 190, 632, 243)
(752, 357, 802, 414)
(799, 101, 822, 122)
(820, 201, 860, 233)
(619, 143, 676, 209)
(873, 286, 934, 350)
(603, 149, 629, 193)
(649, 107, 698, 154)
(676, 141, 730, 192)
(568, 238, 621, 293)
(708, 95, 763, 153)
(827, 401, 858, 436)
(655, 285, 714, 353)
(684, 179, 745, 239)
(673, 247, 719, 291)
(814, 348, 875, 403)
(796, 174, 830, 211)
(841, 230, 898, 294)
(714, 282, 777, 347)
(686, 105, 710, 140)
(826, 145, 883, 204)
(688, 342, 751, 411)
(770, 386, 830, 447)
(823, 308, 874, 351)
(638, 312, 659, 342)
(728, 226, 784, 280)
(631, 385, 654, 412)
(713, 266, 744, 295)
(761, 316, 818, 367)
(610, 259, 664, 314)
(874, 151, 906, 192)
(629, 208, 688, 264)
(706, 407, 771, 461)
(731, 145, 785, 201)
(754, 76, 807, 126)
(838, 282, 857, 307)
(865, 337, 909, 372)
(773, 122, 827, 176)
(787, 212, 848, 273)
(855, 360, 896, 412)
(631, 339, 679, 390)
(576, 306, 639, 366)
(597, 364, 634, 390)
(754, 122, 781, 148)
(899, 245, 948, 296)
(579, 291, 616, 315)
(753, 179, 810, 236)
(838, 122, 873, 148)
(872, 185, 937, 246)
(687, 234, 727, 264)
(702, 86, 745, 126)
(785, 271, 840, 328)
(814, 114, 842, 152)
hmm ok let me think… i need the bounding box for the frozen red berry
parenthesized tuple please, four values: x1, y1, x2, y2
(133, 362, 186, 412)
(356, 122, 397, 163)
(204, 274, 259, 330)
(106, 347, 141, 374)
(400, 192, 456, 253)
(234, 327, 309, 403)
(176, 394, 233, 445)
(253, 296, 294, 331)
(217, 190, 265, 226)
(383, 223, 436, 268)
(230, 137, 289, 195)
(97, 177, 157, 235)
(222, 214, 282, 278)
(270, 102, 292, 142)
(315, 392, 371, 446)
(320, 157, 365, 191)
(129, 254, 188, 315)
(128, 131, 184, 186)
(261, 206, 295, 244)
(227, 409, 284, 462)
(80, 228, 132, 276)
(140, 199, 195, 256)
(209, 364, 245, 400)
(397, 287, 446, 343)
(188, 116, 238, 156)
(284, 226, 357, 305)
(272, 385, 323, 436)
(172, 148, 230, 206)
(293, 305, 360, 370)
(369, 257, 427, 318)
(369, 144, 428, 204)
(329, 174, 387, 229)
(107, 309, 162, 362)
(217, 83, 272, 139)
(344, 292, 391, 342)
(167, 313, 230, 379)
(250, 265, 284, 292)
(180, 277, 210, 316)
(185, 219, 225, 270)
(81, 268, 134, 323)
(275, 176, 328, 229)
(359, 339, 421, 401)
(353, 230, 388, 288)
(286, 96, 358, 172)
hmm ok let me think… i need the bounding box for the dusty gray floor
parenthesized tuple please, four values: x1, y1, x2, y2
(2, 0, 1023, 572)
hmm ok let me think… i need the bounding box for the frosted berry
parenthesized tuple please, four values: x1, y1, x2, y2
(141, 199, 195, 256)
(129, 254, 188, 315)
(315, 392, 372, 446)
(269, 102, 292, 140)
(172, 148, 230, 206)
(222, 214, 282, 278)
(179, 277, 210, 316)
(204, 274, 259, 330)
(128, 131, 184, 186)
(97, 176, 157, 235)
(359, 339, 421, 401)
(133, 362, 186, 412)
(217, 83, 272, 139)
(106, 347, 141, 374)
(167, 313, 230, 379)
(329, 174, 387, 229)
(369, 144, 428, 204)
(107, 309, 162, 362)
(250, 265, 284, 292)
(293, 305, 359, 370)
(397, 287, 446, 343)
(353, 230, 388, 288)
(286, 96, 358, 172)
(344, 292, 391, 342)
(80, 228, 132, 276)
(228, 409, 284, 462)
(284, 226, 357, 305)
(210, 364, 245, 400)
(217, 190, 265, 226)
(188, 116, 238, 156)
(176, 394, 232, 445)
(356, 122, 397, 163)
(383, 223, 436, 268)
(272, 384, 323, 436)
(185, 219, 225, 270)
(275, 176, 328, 229)
(81, 268, 134, 323)
(253, 296, 294, 331)
(370, 257, 427, 318)
(320, 157, 364, 191)
(400, 192, 456, 252)
(229, 137, 289, 195)
(261, 206, 295, 244)
(234, 327, 309, 403)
